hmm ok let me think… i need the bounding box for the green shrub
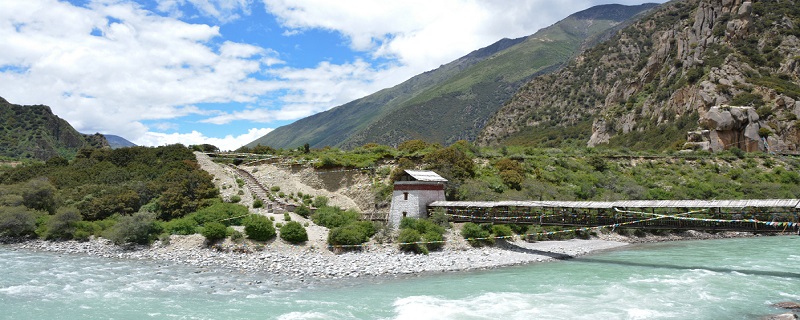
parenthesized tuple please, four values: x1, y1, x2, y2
(398, 218, 445, 253)
(45, 207, 82, 240)
(525, 225, 547, 241)
(201, 221, 228, 243)
(294, 204, 311, 218)
(279, 221, 308, 244)
(229, 195, 241, 203)
(461, 222, 492, 246)
(163, 217, 199, 235)
(73, 221, 102, 241)
(313, 196, 329, 208)
(192, 201, 248, 226)
(312, 206, 359, 228)
(253, 199, 263, 208)
(270, 186, 280, 192)
(243, 214, 276, 241)
(398, 229, 425, 254)
(491, 224, 514, 238)
(0, 206, 37, 237)
(105, 211, 161, 245)
(283, 212, 291, 221)
(328, 222, 371, 246)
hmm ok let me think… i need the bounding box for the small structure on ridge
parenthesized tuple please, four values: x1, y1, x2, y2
(388, 170, 447, 228)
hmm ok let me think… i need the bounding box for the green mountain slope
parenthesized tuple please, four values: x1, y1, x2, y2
(246, 3, 658, 150)
(0, 97, 109, 160)
(478, 0, 800, 152)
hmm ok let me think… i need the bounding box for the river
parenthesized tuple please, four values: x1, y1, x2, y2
(1, 236, 798, 319)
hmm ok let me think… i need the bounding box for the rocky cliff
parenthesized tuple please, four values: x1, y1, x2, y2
(478, 0, 800, 153)
(0, 97, 109, 160)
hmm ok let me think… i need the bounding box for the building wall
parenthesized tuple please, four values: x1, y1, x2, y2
(388, 182, 445, 228)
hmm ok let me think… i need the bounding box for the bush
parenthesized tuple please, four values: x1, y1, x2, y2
(283, 212, 291, 221)
(294, 204, 311, 218)
(243, 215, 276, 241)
(201, 221, 228, 243)
(279, 221, 308, 244)
(163, 217, 199, 235)
(192, 201, 249, 226)
(461, 222, 492, 246)
(313, 196, 329, 208)
(229, 195, 241, 203)
(328, 222, 372, 247)
(312, 206, 359, 228)
(46, 207, 82, 240)
(73, 221, 102, 241)
(398, 228, 425, 254)
(253, 199, 263, 208)
(491, 224, 514, 238)
(398, 218, 445, 253)
(105, 211, 160, 245)
(0, 206, 37, 237)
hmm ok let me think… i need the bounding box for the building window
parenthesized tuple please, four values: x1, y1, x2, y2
(403, 192, 409, 200)
(402, 212, 407, 218)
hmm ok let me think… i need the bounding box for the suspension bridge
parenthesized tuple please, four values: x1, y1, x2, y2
(429, 199, 800, 234)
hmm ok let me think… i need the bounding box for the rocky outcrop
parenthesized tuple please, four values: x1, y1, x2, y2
(686, 105, 767, 151)
(478, 0, 800, 153)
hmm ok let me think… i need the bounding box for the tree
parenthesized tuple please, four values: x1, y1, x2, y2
(424, 146, 475, 181)
(21, 178, 57, 214)
(0, 206, 37, 237)
(495, 158, 525, 190)
(156, 169, 218, 220)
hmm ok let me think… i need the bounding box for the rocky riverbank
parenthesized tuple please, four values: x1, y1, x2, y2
(5, 234, 628, 280)
(2, 230, 766, 280)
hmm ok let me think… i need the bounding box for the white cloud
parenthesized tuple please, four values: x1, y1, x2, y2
(0, 0, 279, 144)
(262, 0, 623, 72)
(136, 127, 273, 151)
(0, 0, 659, 150)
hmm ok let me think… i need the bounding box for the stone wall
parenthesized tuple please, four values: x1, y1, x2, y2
(388, 182, 445, 228)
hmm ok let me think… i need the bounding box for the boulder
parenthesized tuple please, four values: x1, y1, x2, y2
(774, 302, 800, 310)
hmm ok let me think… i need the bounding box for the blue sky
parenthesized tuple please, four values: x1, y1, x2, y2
(0, 0, 660, 150)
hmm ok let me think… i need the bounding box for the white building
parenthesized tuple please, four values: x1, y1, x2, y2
(388, 170, 447, 228)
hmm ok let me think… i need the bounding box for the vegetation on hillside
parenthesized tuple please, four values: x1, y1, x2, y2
(0, 97, 108, 160)
(479, 0, 800, 151)
(246, 4, 657, 150)
(0, 144, 222, 243)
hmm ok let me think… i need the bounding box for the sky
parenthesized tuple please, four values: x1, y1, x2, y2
(0, 0, 659, 151)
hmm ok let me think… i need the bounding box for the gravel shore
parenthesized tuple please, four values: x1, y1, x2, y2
(4, 235, 632, 280)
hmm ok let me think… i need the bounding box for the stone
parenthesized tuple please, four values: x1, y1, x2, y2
(760, 313, 798, 320)
(774, 302, 800, 310)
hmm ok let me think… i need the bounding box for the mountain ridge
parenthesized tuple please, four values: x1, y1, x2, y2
(477, 0, 800, 153)
(0, 97, 109, 160)
(246, 3, 659, 150)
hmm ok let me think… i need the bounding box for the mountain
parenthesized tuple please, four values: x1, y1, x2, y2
(246, 3, 658, 150)
(478, 0, 800, 153)
(0, 97, 109, 160)
(104, 134, 137, 149)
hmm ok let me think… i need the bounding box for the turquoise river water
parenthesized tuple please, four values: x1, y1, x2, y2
(1, 236, 799, 319)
